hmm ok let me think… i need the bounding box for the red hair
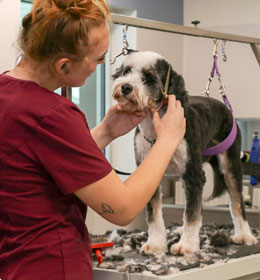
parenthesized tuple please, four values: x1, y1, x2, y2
(20, 0, 110, 62)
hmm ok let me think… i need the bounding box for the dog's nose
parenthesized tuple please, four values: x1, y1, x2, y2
(121, 83, 133, 95)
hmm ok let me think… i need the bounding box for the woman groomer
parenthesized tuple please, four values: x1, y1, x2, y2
(0, 0, 186, 279)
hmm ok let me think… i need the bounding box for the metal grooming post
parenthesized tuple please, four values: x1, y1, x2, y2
(111, 13, 260, 65)
(251, 43, 260, 66)
(61, 86, 72, 100)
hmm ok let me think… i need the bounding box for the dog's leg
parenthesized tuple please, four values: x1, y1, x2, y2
(170, 163, 205, 255)
(218, 151, 258, 245)
(140, 186, 167, 255)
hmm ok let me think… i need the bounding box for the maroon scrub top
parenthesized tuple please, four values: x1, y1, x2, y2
(0, 73, 112, 280)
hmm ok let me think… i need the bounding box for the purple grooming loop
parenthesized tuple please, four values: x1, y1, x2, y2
(203, 95, 237, 156)
(202, 40, 237, 156)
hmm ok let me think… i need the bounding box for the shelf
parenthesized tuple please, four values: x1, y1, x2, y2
(243, 162, 260, 176)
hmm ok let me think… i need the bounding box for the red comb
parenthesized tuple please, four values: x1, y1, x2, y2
(91, 242, 114, 263)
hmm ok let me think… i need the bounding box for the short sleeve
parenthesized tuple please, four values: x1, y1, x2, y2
(35, 103, 112, 194)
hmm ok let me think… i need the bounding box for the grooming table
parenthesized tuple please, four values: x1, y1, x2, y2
(92, 223, 260, 280)
(93, 254, 260, 280)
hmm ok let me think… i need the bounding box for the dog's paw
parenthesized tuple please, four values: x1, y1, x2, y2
(140, 241, 167, 256)
(170, 238, 200, 255)
(231, 233, 258, 245)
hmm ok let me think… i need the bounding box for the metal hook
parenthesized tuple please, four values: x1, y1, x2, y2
(203, 76, 212, 97)
(109, 48, 129, 65)
(213, 38, 218, 56)
(110, 25, 130, 65)
(122, 25, 128, 41)
(222, 40, 227, 62)
(218, 76, 226, 95)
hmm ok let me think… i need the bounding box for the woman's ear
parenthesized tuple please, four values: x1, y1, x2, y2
(55, 58, 71, 75)
(61, 63, 69, 74)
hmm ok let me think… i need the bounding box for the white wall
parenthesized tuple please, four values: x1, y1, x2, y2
(0, 0, 20, 72)
(108, 0, 183, 25)
(184, 0, 260, 27)
(183, 24, 260, 118)
(183, 0, 260, 119)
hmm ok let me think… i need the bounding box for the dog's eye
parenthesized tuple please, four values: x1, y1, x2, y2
(123, 66, 132, 76)
(142, 70, 156, 85)
(112, 65, 123, 80)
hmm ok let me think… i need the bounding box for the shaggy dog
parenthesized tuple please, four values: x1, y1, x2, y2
(112, 51, 258, 255)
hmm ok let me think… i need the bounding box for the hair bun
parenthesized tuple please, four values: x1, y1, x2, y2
(53, 0, 93, 17)
(53, 0, 67, 10)
(20, 0, 109, 62)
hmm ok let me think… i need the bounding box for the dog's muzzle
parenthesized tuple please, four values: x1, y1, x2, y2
(112, 83, 144, 110)
(113, 82, 167, 112)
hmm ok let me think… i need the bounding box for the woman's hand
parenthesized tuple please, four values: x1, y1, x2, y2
(91, 101, 146, 149)
(151, 95, 186, 151)
(103, 103, 146, 139)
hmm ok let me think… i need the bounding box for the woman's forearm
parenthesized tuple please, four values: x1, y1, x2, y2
(90, 123, 112, 150)
(74, 131, 184, 226)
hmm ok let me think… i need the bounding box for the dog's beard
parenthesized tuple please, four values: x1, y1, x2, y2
(112, 83, 159, 111)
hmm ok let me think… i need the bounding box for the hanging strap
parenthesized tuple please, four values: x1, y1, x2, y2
(202, 39, 237, 156)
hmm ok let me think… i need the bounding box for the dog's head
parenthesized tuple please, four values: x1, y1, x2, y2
(112, 51, 188, 111)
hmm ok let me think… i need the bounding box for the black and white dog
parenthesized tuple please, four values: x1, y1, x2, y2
(112, 51, 258, 255)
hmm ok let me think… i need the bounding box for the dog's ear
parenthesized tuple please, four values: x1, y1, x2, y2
(155, 58, 188, 106)
(126, 49, 138, 55)
(168, 69, 188, 106)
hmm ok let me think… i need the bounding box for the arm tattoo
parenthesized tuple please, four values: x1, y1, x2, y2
(99, 203, 115, 215)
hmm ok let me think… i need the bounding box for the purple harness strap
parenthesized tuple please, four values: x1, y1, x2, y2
(202, 94, 237, 156)
(211, 55, 221, 78)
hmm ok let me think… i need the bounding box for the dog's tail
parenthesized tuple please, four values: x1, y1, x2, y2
(205, 155, 227, 200)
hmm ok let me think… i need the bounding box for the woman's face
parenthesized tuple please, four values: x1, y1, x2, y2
(63, 23, 109, 87)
